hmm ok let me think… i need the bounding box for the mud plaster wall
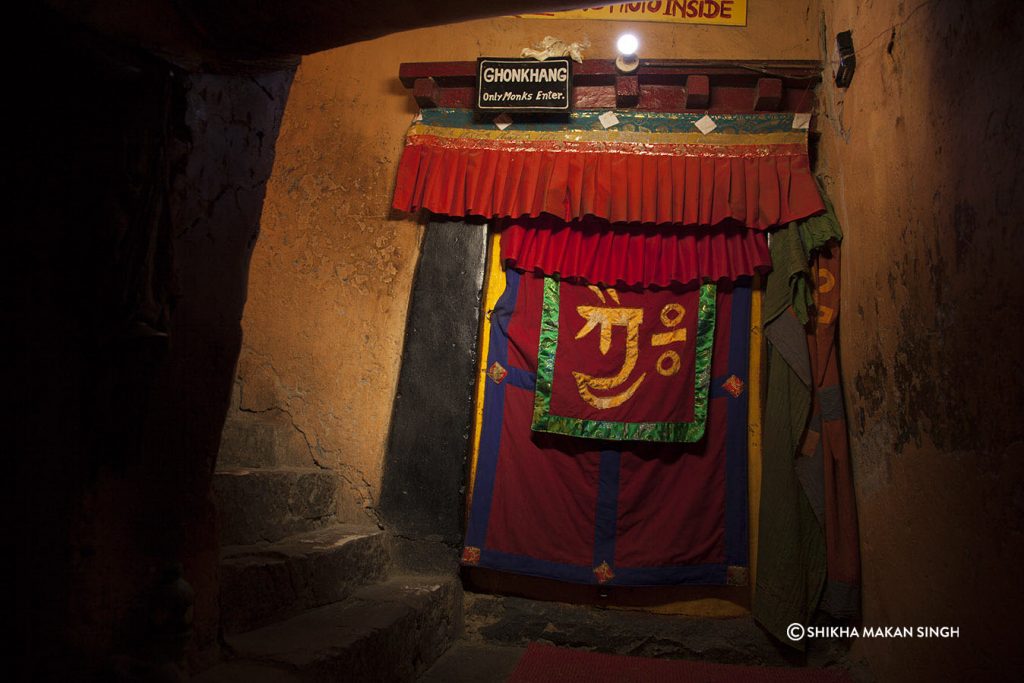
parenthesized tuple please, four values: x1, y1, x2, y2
(231, 3, 822, 526)
(816, 0, 1023, 679)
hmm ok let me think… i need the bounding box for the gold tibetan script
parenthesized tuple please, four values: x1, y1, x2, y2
(572, 287, 688, 410)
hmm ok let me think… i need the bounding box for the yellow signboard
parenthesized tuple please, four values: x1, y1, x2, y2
(516, 1, 748, 27)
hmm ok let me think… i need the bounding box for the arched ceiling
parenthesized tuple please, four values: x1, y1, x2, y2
(46, 1, 599, 64)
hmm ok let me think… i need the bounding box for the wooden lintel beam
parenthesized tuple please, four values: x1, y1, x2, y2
(400, 62, 476, 88)
(685, 75, 709, 109)
(754, 78, 783, 111)
(399, 59, 822, 88)
(399, 60, 820, 115)
(615, 75, 639, 108)
(413, 77, 440, 108)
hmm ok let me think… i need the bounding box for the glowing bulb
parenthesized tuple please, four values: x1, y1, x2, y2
(617, 34, 639, 56)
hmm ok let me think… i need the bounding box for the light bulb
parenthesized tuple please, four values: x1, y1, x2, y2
(615, 34, 640, 74)
(617, 34, 639, 56)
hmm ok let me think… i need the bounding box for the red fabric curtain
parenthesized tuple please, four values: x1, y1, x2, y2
(394, 145, 823, 229)
(499, 215, 770, 288)
(392, 109, 827, 287)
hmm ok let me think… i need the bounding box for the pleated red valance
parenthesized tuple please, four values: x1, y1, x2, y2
(499, 215, 770, 288)
(393, 109, 824, 229)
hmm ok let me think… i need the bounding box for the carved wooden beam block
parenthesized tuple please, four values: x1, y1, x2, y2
(685, 75, 710, 109)
(754, 78, 783, 111)
(615, 75, 639, 108)
(413, 77, 440, 108)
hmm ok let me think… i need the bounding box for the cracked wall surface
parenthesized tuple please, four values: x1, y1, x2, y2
(817, 0, 1023, 679)
(228, 6, 821, 527)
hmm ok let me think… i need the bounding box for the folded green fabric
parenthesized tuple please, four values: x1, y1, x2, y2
(764, 185, 843, 326)
(754, 180, 841, 649)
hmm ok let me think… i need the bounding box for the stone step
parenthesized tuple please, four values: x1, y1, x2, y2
(218, 417, 311, 469)
(463, 591, 794, 667)
(220, 525, 391, 634)
(203, 575, 462, 683)
(462, 592, 868, 675)
(214, 468, 338, 545)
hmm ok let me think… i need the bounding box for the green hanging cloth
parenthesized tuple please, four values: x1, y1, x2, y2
(754, 183, 846, 650)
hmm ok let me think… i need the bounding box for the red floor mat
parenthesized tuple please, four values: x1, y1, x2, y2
(506, 643, 853, 683)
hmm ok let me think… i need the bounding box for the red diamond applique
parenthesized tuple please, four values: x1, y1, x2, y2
(593, 561, 615, 584)
(722, 374, 745, 398)
(727, 565, 749, 586)
(461, 546, 481, 565)
(487, 361, 508, 384)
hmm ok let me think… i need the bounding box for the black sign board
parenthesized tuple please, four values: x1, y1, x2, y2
(476, 57, 572, 113)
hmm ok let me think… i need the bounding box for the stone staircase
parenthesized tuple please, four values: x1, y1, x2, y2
(201, 415, 867, 682)
(196, 417, 462, 682)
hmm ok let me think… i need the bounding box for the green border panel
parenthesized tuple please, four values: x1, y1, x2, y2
(532, 277, 716, 443)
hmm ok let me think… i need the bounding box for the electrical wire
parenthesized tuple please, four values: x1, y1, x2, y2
(641, 61, 819, 80)
(640, 0, 942, 76)
(839, 0, 940, 63)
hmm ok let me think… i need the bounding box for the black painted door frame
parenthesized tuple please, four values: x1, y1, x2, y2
(378, 218, 489, 568)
